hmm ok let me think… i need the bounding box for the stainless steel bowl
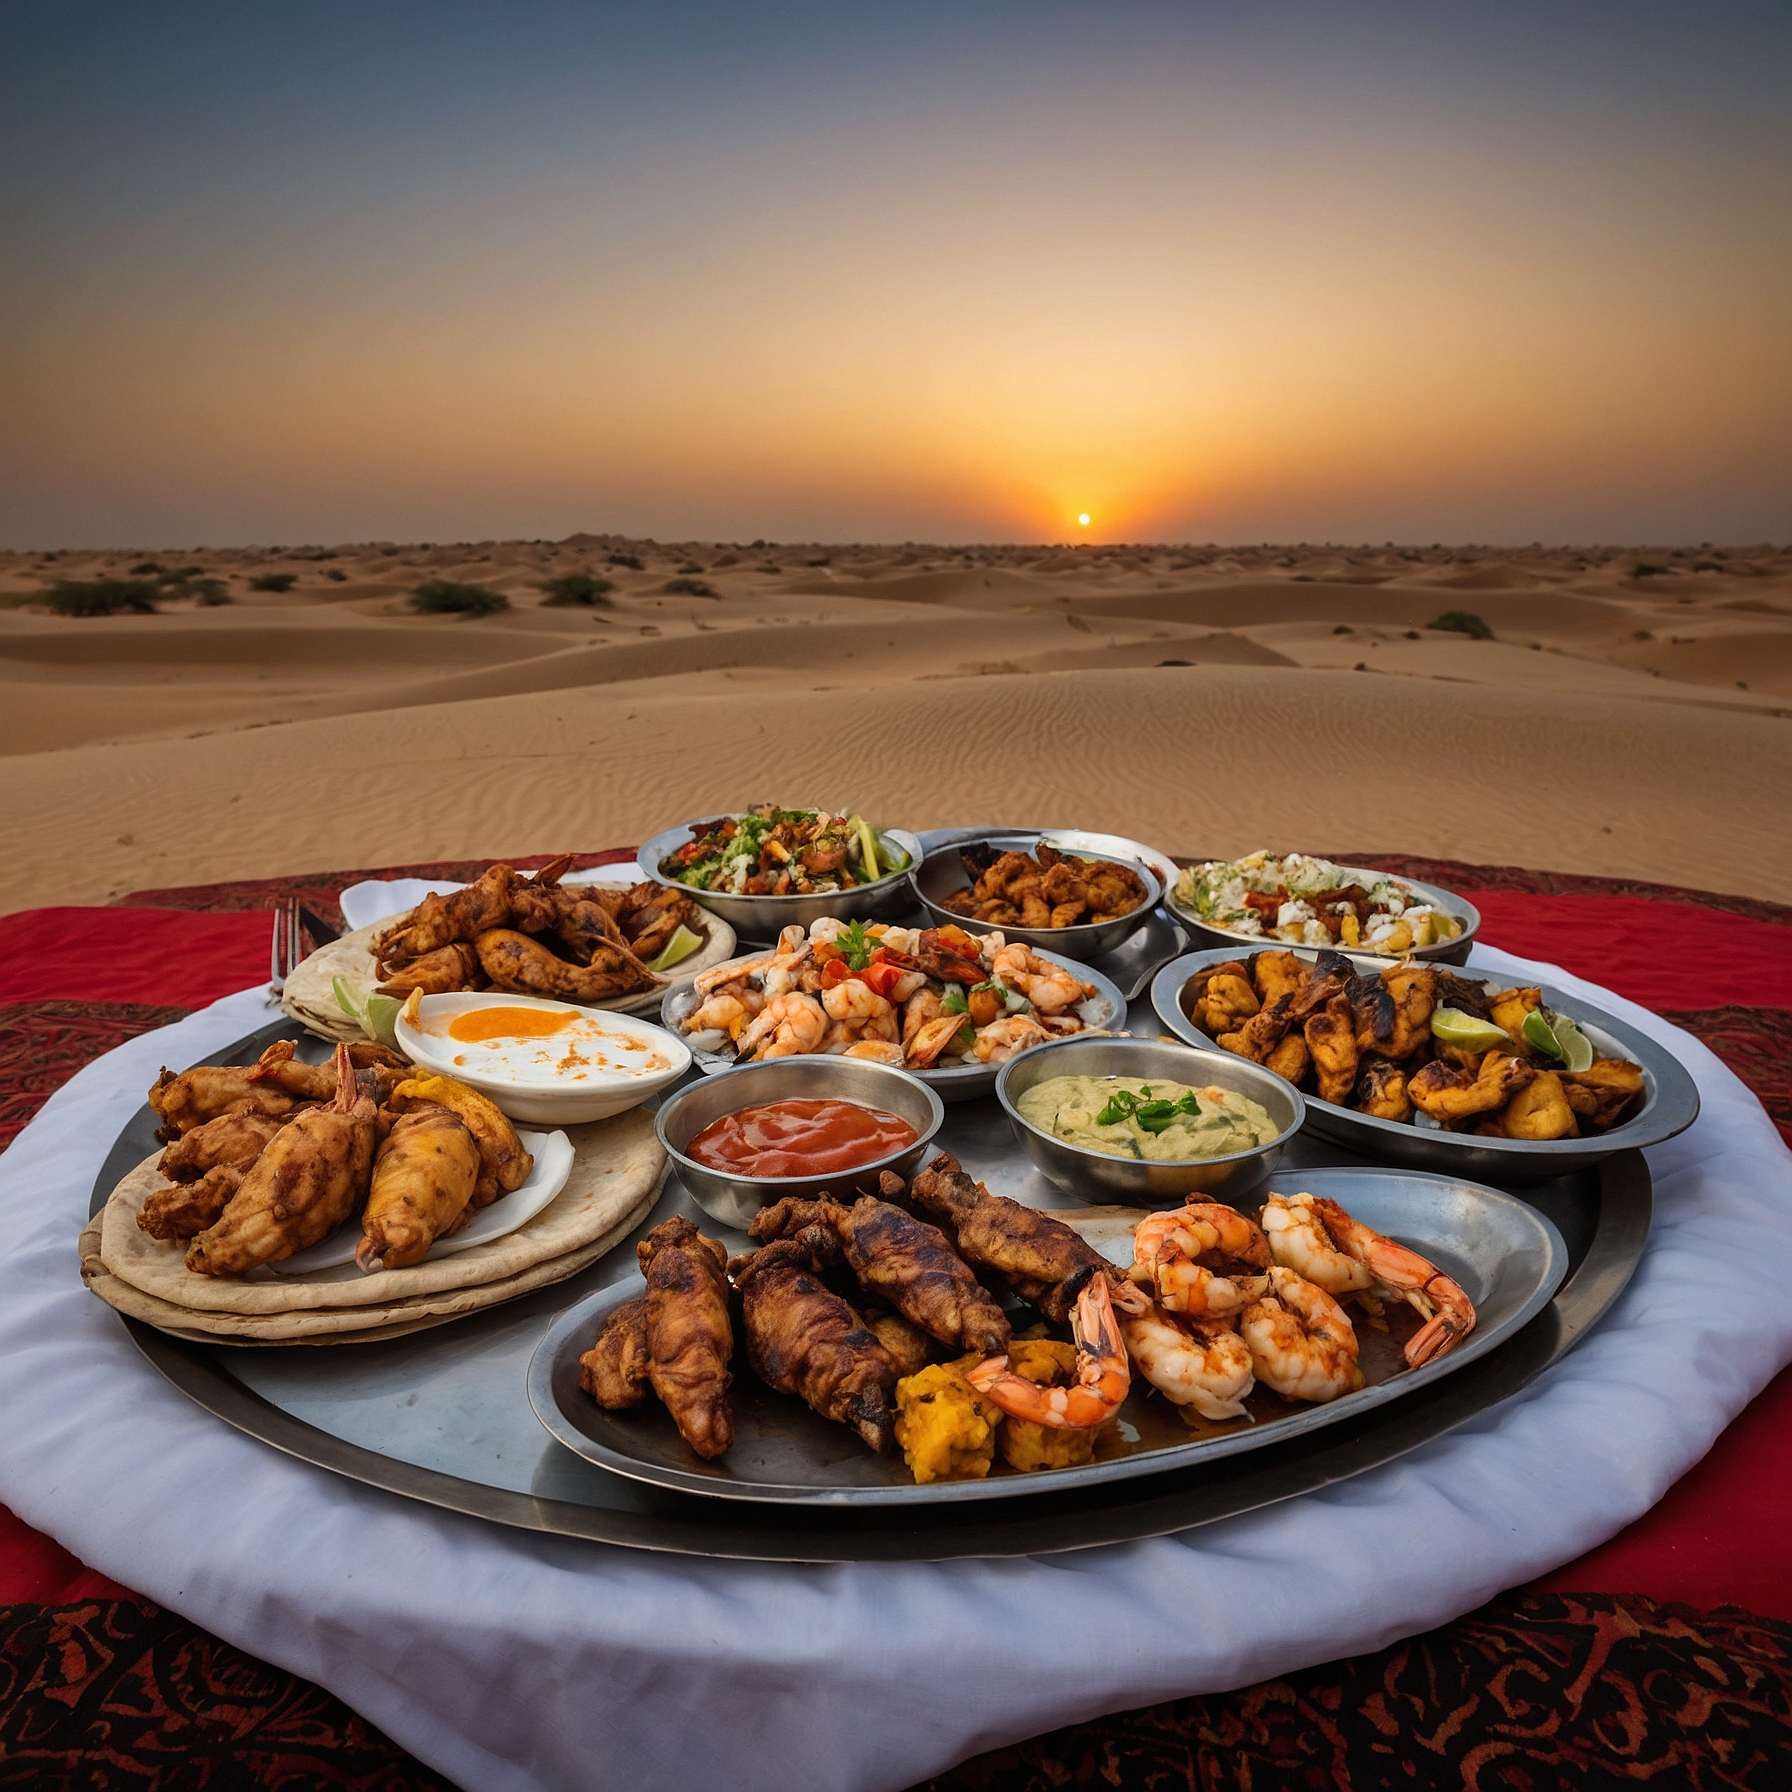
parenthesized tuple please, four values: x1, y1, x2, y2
(663, 948, 1131, 1102)
(1150, 945, 1701, 1182)
(995, 1034, 1303, 1208)
(636, 821, 923, 945)
(910, 834, 1162, 962)
(655, 1056, 946, 1229)
(1165, 862, 1481, 966)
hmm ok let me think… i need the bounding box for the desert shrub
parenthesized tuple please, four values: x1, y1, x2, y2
(1426, 610, 1493, 640)
(130, 560, 165, 576)
(677, 560, 704, 574)
(757, 563, 781, 573)
(539, 572, 615, 607)
(379, 545, 400, 556)
(1332, 624, 1352, 635)
(1634, 629, 1654, 641)
(606, 553, 644, 571)
(663, 576, 716, 598)
(324, 568, 348, 582)
(1631, 563, 1669, 578)
(42, 578, 164, 616)
(249, 572, 298, 592)
(410, 579, 508, 616)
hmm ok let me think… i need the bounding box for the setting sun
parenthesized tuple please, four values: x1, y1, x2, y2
(1077, 513, 1091, 527)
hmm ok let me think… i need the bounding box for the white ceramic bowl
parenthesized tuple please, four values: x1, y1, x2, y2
(395, 991, 691, 1124)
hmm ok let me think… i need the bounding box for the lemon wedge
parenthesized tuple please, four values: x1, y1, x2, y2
(1431, 1007, 1512, 1052)
(647, 924, 704, 973)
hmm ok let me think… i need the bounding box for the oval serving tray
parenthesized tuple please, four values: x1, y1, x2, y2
(1150, 946, 1700, 1181)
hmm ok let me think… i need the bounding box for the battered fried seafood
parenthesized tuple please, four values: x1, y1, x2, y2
(1186, 950, 1646, 1141)
(356, 1104, 481, 1272)
(750, 1193, 1012, 1357)
(385, 1073, 530, 1207)
(184, 1045, 377, 1277)
(155, 1109, 290, 1182)
(138, 1161, 252, 1240)
(734, 1239, 898, 1454)
(371, 857, 701, 1003)
(147, 1065, 311, 1142)
(894, 1361, 1002, 1484)
(247, 1038, 410, 1104)
(943, 841, 1149, 930)
(629, 1217, 736, 1460)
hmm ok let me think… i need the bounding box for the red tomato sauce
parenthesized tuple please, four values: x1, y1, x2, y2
(686, 1098, 918, 1179)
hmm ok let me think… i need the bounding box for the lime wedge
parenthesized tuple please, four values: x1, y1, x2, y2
(1551, 1013, 1596, 1072)
(1522, 1009, 1563, 1060)
(647, 924, 704, 973)
(362, 994, 402, 1048)
(1431, 1007, 1513, 1051)
(332, 974, 367, 1023)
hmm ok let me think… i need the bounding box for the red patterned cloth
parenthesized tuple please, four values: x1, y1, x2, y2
(2, 852, 1789, 1787)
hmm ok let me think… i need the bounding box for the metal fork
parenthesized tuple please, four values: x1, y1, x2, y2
(268, 898, 305, 1003)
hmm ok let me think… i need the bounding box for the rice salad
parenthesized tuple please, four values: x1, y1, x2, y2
(1172, 851, 1463, 954)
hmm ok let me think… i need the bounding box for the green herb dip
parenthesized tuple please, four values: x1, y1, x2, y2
(1017, 1076, 1280, 1162)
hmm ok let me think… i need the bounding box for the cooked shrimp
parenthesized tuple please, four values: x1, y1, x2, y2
(1239, 1267, 1363, 1403)
(685, 991, 759, 1036)
(693, 955, 773, 998)
(901, 987, 942, 1052)
(734, 992, 827, 1061)
(1130, 1201, 1272, 1319)
(990, 944, 1094, 1015)
(967, 1275, 1130, 1429)
(1261, 1191, 1375, 1298)
(1302, 1196, 1476, 1365)
(906, 1011, 972, 1068)
(1121, 1306, 1255, 1422)
(843, 1040, 906, 1065)
(820, 977, 899, 1046)
(972, 1014, 1052, 1063)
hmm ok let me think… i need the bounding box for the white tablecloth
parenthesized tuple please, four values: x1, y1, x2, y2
(3, 945, 1789, 1792)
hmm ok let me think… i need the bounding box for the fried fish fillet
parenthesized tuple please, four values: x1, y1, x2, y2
(356, 1104, 481, 1272)
(185, 1044, 377, 1276)
(639, 1216, 734, 1460)
(901, 1153, 1108, 1325)
(751, 1193, 1011, 1356)
(735, 1239, 896, 1455)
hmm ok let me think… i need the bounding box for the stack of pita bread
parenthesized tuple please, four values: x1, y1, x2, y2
(80, 1110, 667, 1346)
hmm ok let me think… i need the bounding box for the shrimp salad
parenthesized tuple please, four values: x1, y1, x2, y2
(678, 918, 1105, 1070)
(1173, 851, 1463, 954)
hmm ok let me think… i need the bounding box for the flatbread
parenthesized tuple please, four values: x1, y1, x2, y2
(98, 1107, 665, 1315)
(79, 1196, 655, 1345)
(282, 908, 736, 1040)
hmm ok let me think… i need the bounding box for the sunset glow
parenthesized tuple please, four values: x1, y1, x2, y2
(1, 4, 1786, 547)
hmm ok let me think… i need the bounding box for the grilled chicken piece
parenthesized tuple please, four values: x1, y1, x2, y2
(475, 928, 657, 1002)
(1562, 1058, 1647, 1131)
(581, 1297, 652, 1409)
(138, 1160, 252, 1240)
(751, 1193, 1012, 1357)
(1264, 1034, 1311, 1087)
(185, 1044, 377, 1276)
(1218, 992, 1295, 1064)
(548, 886, 633, 963)
(1250, 950, 1312, 1005)
(864, 1310, 936, 1376)
(901, 1154, 1108, 1326)
(376, 942, 486, 997)
(374, 863, 520, 963)
(1304, 995, 1361, 1106)
(1191, 962, 1259, 1034)
(638, 1217, 734, 1461)
(356, 1104, 481, 1272)
(617, 884, 700, 962)
(1354, 1058, 1413, 1123)
(1490, 1070, 1577, 1140)
(734, 1239, 897, 1455)
(155, 1107, 291, 1182)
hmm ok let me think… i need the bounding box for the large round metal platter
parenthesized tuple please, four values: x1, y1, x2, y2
(1151, 946, 1700, 1181)
(1165, 861, 1481, 966)
(910, 833, 1162, 961)
(636, 821, 924, 944)
(661, 948, 1130, 1101)
(527, 1165, 1566, 1506)
(99, 1016, 1652, 1562)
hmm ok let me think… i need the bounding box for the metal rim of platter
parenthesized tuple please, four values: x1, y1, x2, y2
(661, 948, 1132, 1102)
(98, 1018, 1653, 1563)
(1149, 946, 1701, 1181)
(1164, 863, 1483, 966)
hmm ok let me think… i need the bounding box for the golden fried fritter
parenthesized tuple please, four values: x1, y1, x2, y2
(1492, 1069, 1577, 1140)
(894, 1361, 1000, 1483)
(1304, 995, 1361, 1106)
(1562, 1058, 1647, 1131)
(356, 1104, 481, 1272)
(138, 1160, 251, 1240)
(155, 1107, 290, 1182)
(1409, 1052, 1536, 1124)
(386, 1073, 531, 1207)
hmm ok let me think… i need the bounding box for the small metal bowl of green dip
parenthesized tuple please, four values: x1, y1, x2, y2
(995, 1035, 1304, 1208)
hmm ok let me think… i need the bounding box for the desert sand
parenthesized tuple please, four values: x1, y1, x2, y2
(3, 536, 1790, 914)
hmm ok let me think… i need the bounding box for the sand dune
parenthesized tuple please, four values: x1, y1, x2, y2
(1, 538, 1788, 912)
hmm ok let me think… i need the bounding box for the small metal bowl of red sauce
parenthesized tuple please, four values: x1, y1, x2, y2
(654, 1057, 946, 1229)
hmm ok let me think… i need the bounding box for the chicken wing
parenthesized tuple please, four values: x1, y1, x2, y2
(376, 942, 486, 997)
(374, 863, 520, 964)
(1408, 1052, 1536, 1124)
(386, 1072, 531, 1207)
(1304, 995, 1361, 1105)
(1264, 1034, 1312, 1087)
(638, 1216, 734, 1460)
(156, 1107, 289, 1182)
(1217, 993, 1295, 1064)
(1354, 1057, 1412, 1123)
(750, 1193, 1011, 1356)
(356, 1104, 481, 1272)
(138, 1160, 251, 1240)
(1562, 1058, 1646, 1132)
(580, 1297, 652, 1409)
(185, 1044, 377, 1276)
(1490, 1069, 1577, 1140)
(475, 928, 657, 1002)
(617, 884, 700, 962)
(735, 1239, 896, 1454)
(902, 1154, 1108, 1325)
